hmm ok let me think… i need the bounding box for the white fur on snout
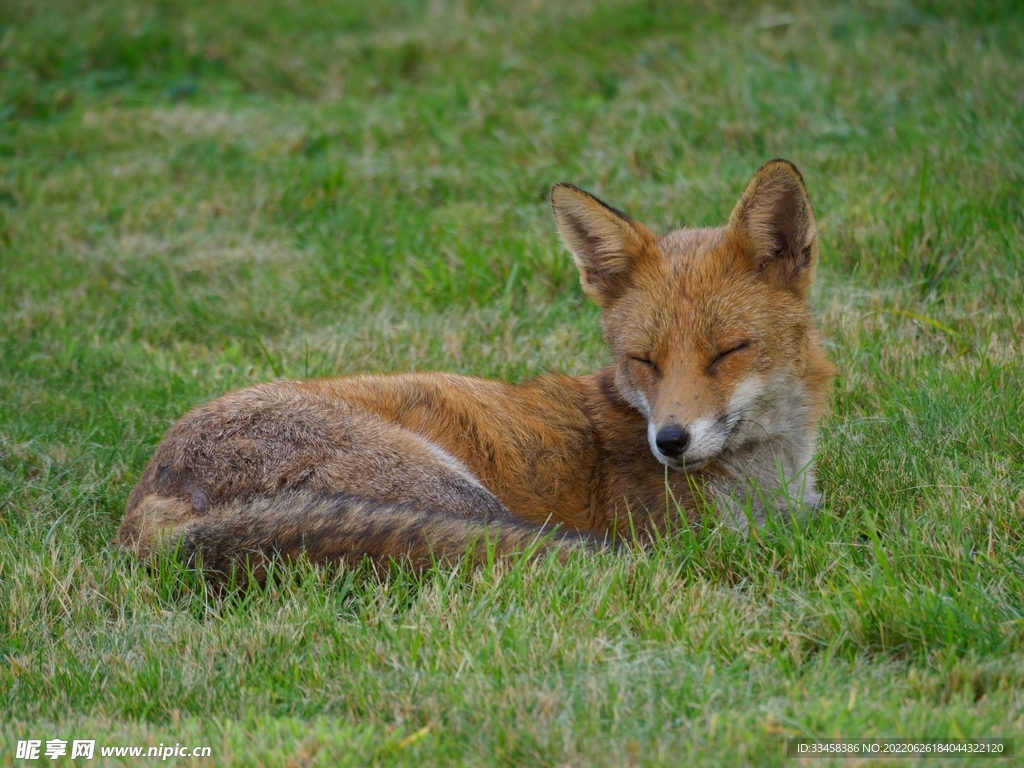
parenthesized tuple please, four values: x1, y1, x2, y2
(632, 390, 652, 419)
(684, 416, 727, 463)
(647, 419, 671, 466)
(684, 376, 764, 463)
(635, 391, 674, 466)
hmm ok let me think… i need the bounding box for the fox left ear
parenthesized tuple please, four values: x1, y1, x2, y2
(727, 159, 818, 295)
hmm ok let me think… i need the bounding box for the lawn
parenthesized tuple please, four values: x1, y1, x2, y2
(1, 0, 1023, 765)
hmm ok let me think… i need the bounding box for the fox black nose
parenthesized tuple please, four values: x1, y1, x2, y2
(655, 424, 690, 458)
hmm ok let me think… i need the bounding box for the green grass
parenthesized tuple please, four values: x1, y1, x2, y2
(2, 0, 1023, 765)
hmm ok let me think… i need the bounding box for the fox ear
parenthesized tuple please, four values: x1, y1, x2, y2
(727, 160, 818, 294)
(550, 184, 658, 307)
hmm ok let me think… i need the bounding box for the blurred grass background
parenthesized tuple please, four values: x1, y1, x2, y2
(1, 1, 1023, 765)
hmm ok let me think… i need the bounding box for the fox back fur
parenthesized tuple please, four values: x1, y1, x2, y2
(116, 159, 835, 578)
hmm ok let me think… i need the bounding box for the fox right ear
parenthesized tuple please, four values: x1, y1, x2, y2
(550, 184, 658, 307)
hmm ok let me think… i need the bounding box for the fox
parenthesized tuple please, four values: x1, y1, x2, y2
(116, 159, 835, 579)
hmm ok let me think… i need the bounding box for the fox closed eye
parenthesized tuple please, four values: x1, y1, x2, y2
(628, 355, 658, 372)
(709, 342, 750, 372)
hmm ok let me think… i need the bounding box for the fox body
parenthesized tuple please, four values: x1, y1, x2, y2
(117, 160, 835, 576)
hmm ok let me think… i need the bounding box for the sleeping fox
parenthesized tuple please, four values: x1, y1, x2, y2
(116, 160, 835, 577)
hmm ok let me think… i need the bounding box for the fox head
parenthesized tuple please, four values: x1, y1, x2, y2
(551, 160, 834, 472)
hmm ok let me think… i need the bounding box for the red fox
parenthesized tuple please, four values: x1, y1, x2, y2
(116, 160, 835, 577)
